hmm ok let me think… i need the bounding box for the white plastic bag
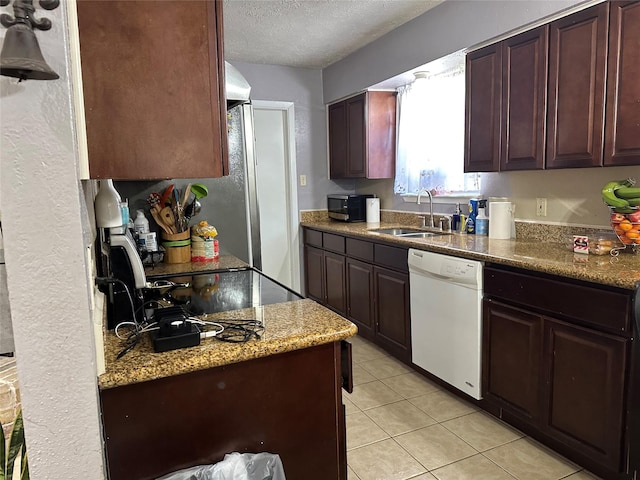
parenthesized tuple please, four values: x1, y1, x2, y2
(156, 452, 286, 480)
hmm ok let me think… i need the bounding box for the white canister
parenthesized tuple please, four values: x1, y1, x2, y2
(488, 200, 513, 239)
(366, 197, 380, 224)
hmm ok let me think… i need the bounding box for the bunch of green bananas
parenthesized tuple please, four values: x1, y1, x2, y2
(601, 178, 640, 213)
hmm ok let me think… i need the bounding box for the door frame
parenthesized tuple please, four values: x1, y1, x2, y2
(252, 100, 301, 293)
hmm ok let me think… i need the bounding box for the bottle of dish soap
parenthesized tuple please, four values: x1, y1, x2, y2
(452, 203, 461, 232)
(475, 199, 489, 236)
(466, 199, 478, 234)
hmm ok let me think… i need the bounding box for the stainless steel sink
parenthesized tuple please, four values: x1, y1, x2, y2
(399, 232, 446, 238)
(372, 228, 451, 237)
(373, 228, 424, 236)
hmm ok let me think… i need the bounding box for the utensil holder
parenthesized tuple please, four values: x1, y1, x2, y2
(161, 230, 191, 264)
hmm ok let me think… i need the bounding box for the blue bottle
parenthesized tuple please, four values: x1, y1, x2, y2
(466, 199, 479, 234)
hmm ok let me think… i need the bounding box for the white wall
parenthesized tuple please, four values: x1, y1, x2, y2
(0, 2, 105, 478)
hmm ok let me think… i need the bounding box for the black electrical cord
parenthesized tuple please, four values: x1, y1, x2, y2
(95, 277, 152, 359)
(211, 320, 264, 343)
(95, 276, 138, 326)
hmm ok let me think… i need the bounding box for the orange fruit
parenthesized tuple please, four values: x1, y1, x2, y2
(614, 225, 625, 236)
(619, 220, 633, 231)
(625, 231, 640, 239)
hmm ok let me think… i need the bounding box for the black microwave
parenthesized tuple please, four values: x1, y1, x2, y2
(327, 194, 373, 222)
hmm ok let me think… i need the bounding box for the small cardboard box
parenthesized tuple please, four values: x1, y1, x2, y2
(573, 235, 589, 254)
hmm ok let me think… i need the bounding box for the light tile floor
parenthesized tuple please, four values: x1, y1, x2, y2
(345, 335, 603, 480)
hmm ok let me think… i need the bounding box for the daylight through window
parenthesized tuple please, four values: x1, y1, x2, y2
(394, 64, 480, 196)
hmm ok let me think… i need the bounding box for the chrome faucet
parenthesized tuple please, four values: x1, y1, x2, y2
(417, 188, 435, 229)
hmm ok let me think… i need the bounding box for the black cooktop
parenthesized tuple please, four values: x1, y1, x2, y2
(151, 268, 302, 316)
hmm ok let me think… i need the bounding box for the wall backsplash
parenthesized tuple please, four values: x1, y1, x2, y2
(356, 165, 640, 228)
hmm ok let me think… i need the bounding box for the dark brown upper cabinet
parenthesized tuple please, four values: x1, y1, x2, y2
(76, 0, 228, 180)
(604, 0, 640, 166)
(465, 27, 548, 172)
(500, 26, 549, 171)
(328, 91, 396, 179)
(546, 3, 609, 169)
(465, 0, 640, 172)
(464, 44, 502, 172)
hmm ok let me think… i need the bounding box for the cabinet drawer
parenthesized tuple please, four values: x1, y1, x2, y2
(346, 238, 373, 262)
(374, 244, 408, 272)
(323, 233, 346, 254)
(304, 229, 323, 248)
(484, 267, 631, 334)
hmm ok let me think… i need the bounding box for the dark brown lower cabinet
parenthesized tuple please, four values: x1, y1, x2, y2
(483, 300, 542, 423)
(374, 266, 411, 363)
(303, 244, 347, 316)
(544, 319, 627, 470)
(325, 251, 347, 315)
(101, 342, 348, 480)
(303, 228, 411, 363)
(304, 245, 324, 303)
(483, 265, 635, 480)
(346, 258, 375, 340)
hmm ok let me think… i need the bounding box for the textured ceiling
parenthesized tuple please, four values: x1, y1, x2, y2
(223, 0, 444, 69)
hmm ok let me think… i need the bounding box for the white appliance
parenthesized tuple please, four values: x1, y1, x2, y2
(408, 249, 483, 400)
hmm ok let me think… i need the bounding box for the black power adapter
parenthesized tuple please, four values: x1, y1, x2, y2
(151, 306, 200, 352)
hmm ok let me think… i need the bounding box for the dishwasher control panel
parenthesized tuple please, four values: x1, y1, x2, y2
(408, 249, 482, 287)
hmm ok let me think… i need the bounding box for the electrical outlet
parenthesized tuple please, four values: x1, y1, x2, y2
(536, 198, 547, 217)
(299, 175, 307, 187)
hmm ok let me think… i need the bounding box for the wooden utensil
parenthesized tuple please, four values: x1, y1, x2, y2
(150, 208, 172, 235)
(160, 206, 176, 234)
(182, 183, 192, 208)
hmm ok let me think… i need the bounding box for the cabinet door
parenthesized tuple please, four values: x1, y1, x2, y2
(304, 246, 324, 303)
(77, 0, 227, 180)
(482, 300, 542, 423)
(500, 26, 548, 171)
(465, 44, 502, 172)
(604, 0, 640, 166)
(366, 91, 396, 179)
(374, 267, 411, 363)
(328, 102, 348, 178)
(324, 251, 347, 315)
(346, 258, 375, 341)
(543, 318, 627, 470)
(546, 3, 608, 169)
(346, 94, 367, 177)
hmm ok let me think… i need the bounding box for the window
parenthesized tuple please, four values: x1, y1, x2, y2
(394, 65, 480, 197)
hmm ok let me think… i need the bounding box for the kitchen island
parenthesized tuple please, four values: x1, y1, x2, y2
(99, 263, 356, 480)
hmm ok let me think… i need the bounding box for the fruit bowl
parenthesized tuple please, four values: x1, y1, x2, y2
(609, 207, 640, 246)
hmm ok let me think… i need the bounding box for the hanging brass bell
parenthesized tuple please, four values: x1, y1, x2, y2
(0, 22, 59, 81)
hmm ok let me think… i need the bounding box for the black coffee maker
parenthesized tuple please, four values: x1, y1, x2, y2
(101, 229, 148, 329)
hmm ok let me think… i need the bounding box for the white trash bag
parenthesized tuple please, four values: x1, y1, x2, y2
(156, 452, 286, 480)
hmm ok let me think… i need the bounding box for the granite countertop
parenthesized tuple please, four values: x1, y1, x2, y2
(99, 299, 357, 389)
(144, 254, 249, 278)
(301, 219, 640, 291)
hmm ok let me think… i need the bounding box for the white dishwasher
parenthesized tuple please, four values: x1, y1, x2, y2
(408, 249, 483, 400)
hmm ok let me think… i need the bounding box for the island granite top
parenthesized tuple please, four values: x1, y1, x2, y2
(99, 298, 357, 389)
(144, 254, 249, 278)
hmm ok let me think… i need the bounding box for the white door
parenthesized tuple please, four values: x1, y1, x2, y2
(253, 101, 300, 292)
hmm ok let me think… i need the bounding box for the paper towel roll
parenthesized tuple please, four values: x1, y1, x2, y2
(366, 197, 380, 224)
(489, 202, 512, 239)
